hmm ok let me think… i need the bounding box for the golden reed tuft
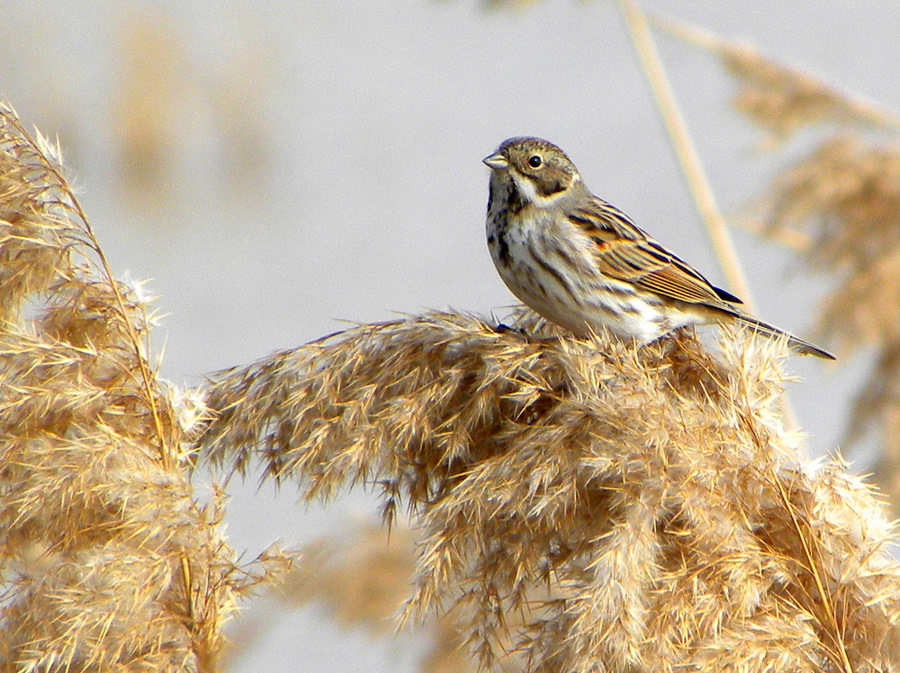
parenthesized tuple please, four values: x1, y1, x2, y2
(765, 137, 900, 510)
(719, 36, 900, 507)
(206, 17, 900, 671)
(0, 105, 286, 672)
(654, 15, 900, 143)
(660, 15, 900, 511)
(200, 311, 900, 673)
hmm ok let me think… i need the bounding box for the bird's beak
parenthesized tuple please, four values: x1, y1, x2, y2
(482, 153, 508, 170)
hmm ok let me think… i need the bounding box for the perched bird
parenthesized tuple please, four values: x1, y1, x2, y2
(483, 137, 834, 359)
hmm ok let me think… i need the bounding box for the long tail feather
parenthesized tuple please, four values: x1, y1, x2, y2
(732, 313, 835, 360)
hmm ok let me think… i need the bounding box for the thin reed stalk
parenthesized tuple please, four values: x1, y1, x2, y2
(652, 13, 900, 138)
(617, 0, 755, 308)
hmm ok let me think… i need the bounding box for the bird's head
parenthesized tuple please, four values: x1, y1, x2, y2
(483, 137, 582, 206)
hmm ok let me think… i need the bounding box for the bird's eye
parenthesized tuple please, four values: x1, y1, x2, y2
(528, 155, 543, 168)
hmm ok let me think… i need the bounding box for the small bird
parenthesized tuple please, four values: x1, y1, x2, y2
(483, 137, 834, 359)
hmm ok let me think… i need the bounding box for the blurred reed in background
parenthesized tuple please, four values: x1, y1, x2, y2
(658, 16, 900, 505)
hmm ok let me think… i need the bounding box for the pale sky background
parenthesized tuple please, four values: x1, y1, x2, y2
(1, 1, 898, 671)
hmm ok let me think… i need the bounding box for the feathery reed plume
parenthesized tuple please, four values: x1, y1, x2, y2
(760, 137, 900, 497)
(276, 521, 417, 631)
(0, 104, 278, 672)
(200, 311, 900, 673)
(657, 14, 900, 505)
(224, 522, 418, 670)
(654, 15, 900, 142)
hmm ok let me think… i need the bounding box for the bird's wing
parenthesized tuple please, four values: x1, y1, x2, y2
(567, 198, 740, 306)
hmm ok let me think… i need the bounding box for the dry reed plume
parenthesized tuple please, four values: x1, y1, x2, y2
(764, 137, 900, 502)
(203, 21, 900, 672)
(657, 18, 900, 504)
(0, 104, 282, 672)
(655, 17, 900, 144)
(722, 46, 896, 142)
(113, 9, 270, 202)
(200, 311, 900, 673)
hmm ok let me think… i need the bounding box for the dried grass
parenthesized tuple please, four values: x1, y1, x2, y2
(6, 13, 900, 670)
(113, 10, 270, 202)
(661, 15, 900, 508)
(200, 312, 900, 673)
(762, 137, 900, 504)
(0, 104, 283, 672)
(655, 16, 900, 143)
(721, 45, 896, 142)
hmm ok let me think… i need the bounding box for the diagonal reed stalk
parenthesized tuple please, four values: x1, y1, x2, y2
(651, 13, 900, 134)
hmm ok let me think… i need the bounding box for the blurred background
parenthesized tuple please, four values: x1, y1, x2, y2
(2, 1, 898, 671)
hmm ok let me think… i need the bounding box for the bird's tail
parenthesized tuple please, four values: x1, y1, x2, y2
(729, 312, 835, 360)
